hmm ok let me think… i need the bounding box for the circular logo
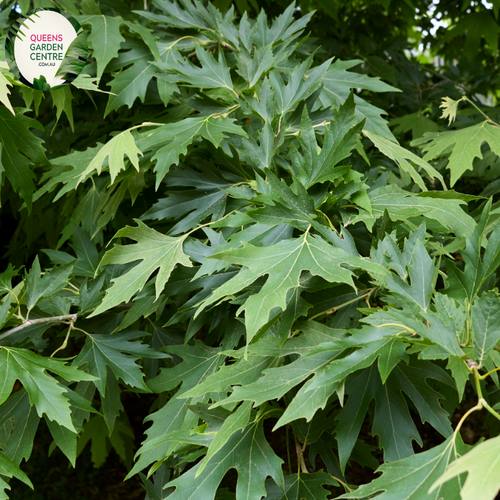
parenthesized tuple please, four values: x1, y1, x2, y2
(6, 8, 88, 90)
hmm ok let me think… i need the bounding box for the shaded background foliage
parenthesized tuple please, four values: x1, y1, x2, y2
(1, 0, 500, 499)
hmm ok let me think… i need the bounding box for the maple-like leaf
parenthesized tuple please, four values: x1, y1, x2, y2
(0, 108, 47, 212)
(73, 331, 168, 395)
(364, 130, 446, 191)
(333, 360, 453, 469)
(339, 436, 470, 500)
(236, 45, 274, 88)
(292, 94, 364, 189)
(24, 256, 74, 314)
(413, 120, 500, 186)
(0, 347, 95, 431)
(195, 401, 252, 477)
(155, 44, 236, 96)
(269, 56, 332, 117)
(445, 199, 500, 301)
(430, 435, 500, 500)
(104, 42, 157, 116)
(351, 184, 474, 237)
(265, 472, 339, 500)
(0, 70, 14, 115)
(128, 341, 225, 477)
(164, 417, 284, 500)
(77, 127, 143, 185)
(319, 58, 400, 141)
(471, 290, 500, 366)
(137, 115, 247, 188)
(440, 96, 463, 125)
(0, 451, 33, 498)
(198, 232, 387, 344)
(0, 389, 39, 465)
(76, 15, 126, 80)
(90, 220, 192, 316)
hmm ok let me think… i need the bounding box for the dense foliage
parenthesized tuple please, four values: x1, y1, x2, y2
(1, 0, 500, 498)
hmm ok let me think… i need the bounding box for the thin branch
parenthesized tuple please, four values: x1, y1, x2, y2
(0, 314, 77, 342)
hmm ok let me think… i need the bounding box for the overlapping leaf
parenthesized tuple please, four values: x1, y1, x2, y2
(198, 233, 387, 344)
(340, 436, 470, 500)
(90, 220, 192, 316)
(164, 416, 284, 500)
(292, 94, 364, 189)
(128, 341, 225, 477)
(319, 58, 400, 141)
(137, 115, 247, 188)
(0, 108, 47, 212)
(413, 121, 500, 186)
(430, 435, 500, 500)
(0, 348, 95, 431)
(350, 184, 474, 237)
(73, 331, 168, 395)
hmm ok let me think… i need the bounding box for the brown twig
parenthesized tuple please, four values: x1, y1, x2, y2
(0, 314, 77, 342)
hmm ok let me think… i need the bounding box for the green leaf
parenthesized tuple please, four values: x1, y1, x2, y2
(198, 232, 387, 345)
(71, 73, 115, 94)
(236, 45, 274, 88)
(24, 257, 74, 314)
(90, 220, 192, 316)
(390, 112, 439, 140)
(293, 94, 364, 188)
(364, 130, 446, 191)
(180, 352, 279, 399)
(438, 11, 500, 60)
(155, 44, 237, 97)
(430, 435, 500, 500)
(137, 115, 247, 188)
(55, 32, 88, 80)
(440, 97, 462, 125)
(164, 416, 284, 500)
(340, 436, 470, 500)
(77, 127, 143, 185)
(104, 41, 157, 116)
(77, 414, 134, 468)
(129, 341, 225, 477)
(471, 290, 500, 366)
(0, 348, 95, 431)
(71, 225, 99, 278)
(142, 188, 228, 236)
(0, 389, 40, 465)
(265, 472, 339, 500)
(320, 59, 400, 141)
(415, 310, 464, 359)
(384, 237, 435, 312)
(50, 86, 74, 132)
(195, 401, 252, 477)
(100, 367, 124, 434)
(45, 417, 77, 467)
(0, 71, 14, 115)
(0, 450, 33, 498)
(330, 358, 453, 469)
(446, 199, 500, 301)
(351, 185, 474, 237)
(77, 15, 126, 80)
(413, 121, 500, 186)
(73, 331, 168, 395)
(269, 56, 332, 117)
(212, 350, 340, 410)
(0, 108, 47, 212)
